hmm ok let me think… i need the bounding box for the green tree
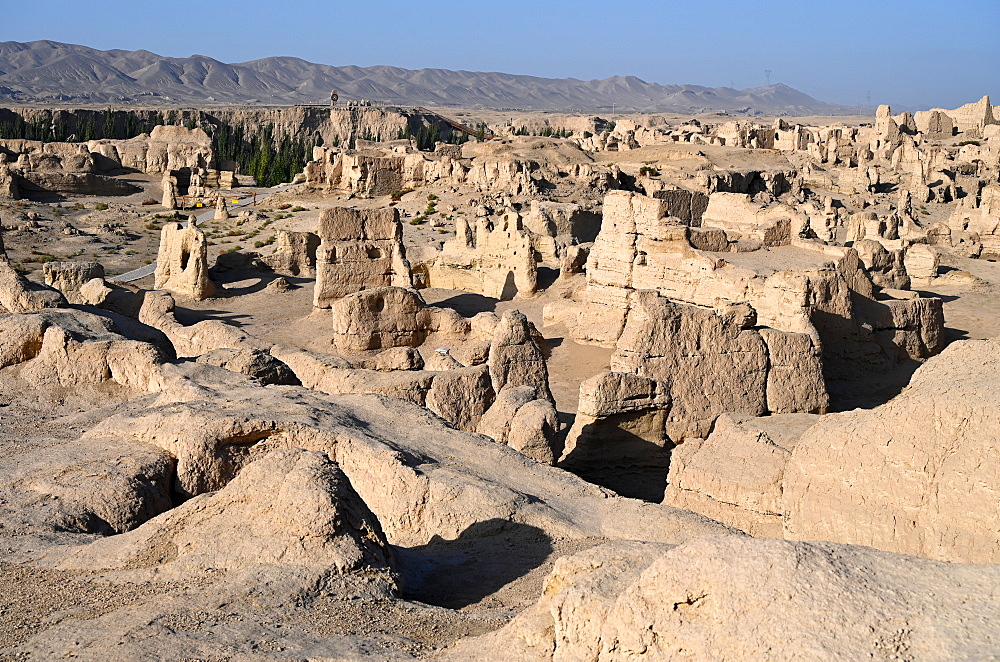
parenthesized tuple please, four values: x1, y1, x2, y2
(27, 117, 48, 141)
(124, 113, 138, 138)
(103, 109, 115, 139)
(76, 114, 97, 142)
(53, 119, 68, 142)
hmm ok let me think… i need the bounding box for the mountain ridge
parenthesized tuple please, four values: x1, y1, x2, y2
(0, 40, 860, 115)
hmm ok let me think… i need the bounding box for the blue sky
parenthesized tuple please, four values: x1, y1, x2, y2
(7, 0, 998, 109)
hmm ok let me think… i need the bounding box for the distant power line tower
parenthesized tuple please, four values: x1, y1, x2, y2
(765, 69, 772, 86)
(866, 91, 872, 115)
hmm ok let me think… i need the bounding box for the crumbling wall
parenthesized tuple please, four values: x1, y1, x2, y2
(153, 221, 218, 300)
(313, 206, 412, 308)
(417, 210, 538, 300)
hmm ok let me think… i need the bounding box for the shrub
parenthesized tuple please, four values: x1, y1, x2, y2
(95, 203, 109, 211)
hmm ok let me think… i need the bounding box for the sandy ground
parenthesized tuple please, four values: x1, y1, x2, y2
(919, 254, 1000, 342)
(0, 177, 309, 280)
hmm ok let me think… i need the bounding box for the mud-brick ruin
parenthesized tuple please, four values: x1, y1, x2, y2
(2, 95, 1000, 659)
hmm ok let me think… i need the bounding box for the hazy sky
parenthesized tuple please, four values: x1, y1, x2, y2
(7, 0, 998, 109)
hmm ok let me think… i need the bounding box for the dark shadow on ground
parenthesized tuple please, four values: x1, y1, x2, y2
(941, 327, 971, 344)
(549, 411, 574, 461)
(912, 290, 960, 303)
(207, 264, 312, 297)
(172, 307, 254, 327)
(534, 335, 562, 360)
(813, 294, 940, 412)
(432, 292, 499, 316)
(18, 191, 67, 203)
(559, 412, 673, 503)
(78, 305, 176, 359)
(537, 267, 559, 291)
(396, 519, 553, 610)
(825, 359, 922, 412)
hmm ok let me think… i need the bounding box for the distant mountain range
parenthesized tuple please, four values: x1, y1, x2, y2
(0, 40, 860, 115)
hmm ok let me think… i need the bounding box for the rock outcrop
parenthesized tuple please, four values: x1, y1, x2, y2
(545, 191, 945, 404)
(560, 372, 672, 498)
(271, 343, 495, 432)
(42, 261, 105, 304)
(0, 309, 165, 391)
(559, 294, 826, 500)
(306, 136, 614, 200)
(477, 385, 559, 464)
(68, 364, 728, 547)
(329, 286, 468, 351)
(783, 338, 1000, 563)
(947, 184, 1000, 258)
(651, 337, 1000, 563)
(699, 191, 808, 247)
(612, 294, 827, 438)
(445, 535, 1000, 661)
(196, 347, 300, 385)
(0, 434, 176, 536)
(488, 309, 553, 403)
(59, 449, 397, 585)
(136, 289, 256, 358)
(0, 260, 67, 312)
(662, 412, 818, 536)
(0, 139, 141, 198)
(522, 200, 601, 267)
(903, 242, 940, 284)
